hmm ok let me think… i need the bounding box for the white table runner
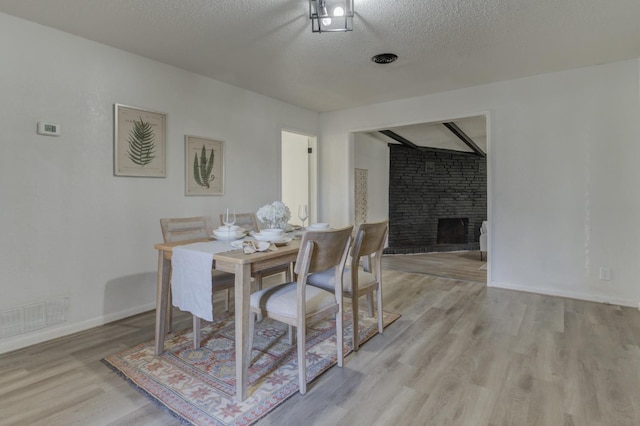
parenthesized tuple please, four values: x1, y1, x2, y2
(171, 240, 235, 322)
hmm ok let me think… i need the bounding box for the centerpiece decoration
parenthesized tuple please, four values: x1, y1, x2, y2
(256, 201, 291, 230)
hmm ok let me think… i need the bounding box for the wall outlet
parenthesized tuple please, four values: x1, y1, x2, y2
(599, 267, 611, 281)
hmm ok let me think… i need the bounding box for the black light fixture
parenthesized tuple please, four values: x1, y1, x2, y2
(309, 0, 354, 33)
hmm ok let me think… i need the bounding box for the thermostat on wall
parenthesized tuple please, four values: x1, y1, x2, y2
(37, 121, 61, 136)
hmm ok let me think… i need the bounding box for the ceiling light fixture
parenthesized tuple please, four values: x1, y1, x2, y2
(309, 0, 354, 33)
(371, 53, 398, 64)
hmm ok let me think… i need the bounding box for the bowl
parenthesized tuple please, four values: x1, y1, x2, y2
(217, 225, 240, 232)
(260, 228, 284, 237)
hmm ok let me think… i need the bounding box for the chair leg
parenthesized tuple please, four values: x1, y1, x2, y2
(376, 286, 384, 335)
(288, 325, 295, 345)
(336, 306, 344, 368)
(352, 294, 360, 352)
(366, 293, 374, 317)
(246, 312, 255, 368)
(297, 321, 306, 394)
(193, 315, 201, 349)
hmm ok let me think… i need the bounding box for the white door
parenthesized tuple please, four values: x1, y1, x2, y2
(281, 130, 317, 226)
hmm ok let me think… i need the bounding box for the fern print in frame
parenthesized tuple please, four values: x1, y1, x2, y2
(186, 135, 224, 196)
(127, 116, 156, 166)
(114, 104, 166, 177)
(193, 145, 215, 188)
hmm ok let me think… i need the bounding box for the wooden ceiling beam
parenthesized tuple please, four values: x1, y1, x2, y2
(379, 130, 419, 149)
(442, 122, 486, 157)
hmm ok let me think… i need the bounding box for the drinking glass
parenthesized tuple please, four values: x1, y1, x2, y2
(223, 208, 236, 231)
(298, 205, 308, 228)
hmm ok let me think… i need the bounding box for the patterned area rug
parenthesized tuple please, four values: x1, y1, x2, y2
(103, 305, 400, 426)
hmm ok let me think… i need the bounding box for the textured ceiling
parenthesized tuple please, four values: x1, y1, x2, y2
(1, 0, 639, 112)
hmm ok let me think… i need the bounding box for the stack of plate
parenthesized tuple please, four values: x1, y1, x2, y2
(306, 223, 330, 231)
(213, 226, 245, 241)
(252, 228, 289, 243)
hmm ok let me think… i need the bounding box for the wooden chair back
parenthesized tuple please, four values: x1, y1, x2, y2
(295, 226, 353, 276)
(218, 212, 260, 233)
(351, 220, 388, 261)
(160, 216, 213, 243)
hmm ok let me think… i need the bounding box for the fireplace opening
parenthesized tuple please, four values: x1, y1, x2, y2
(436, 218, 468, 244)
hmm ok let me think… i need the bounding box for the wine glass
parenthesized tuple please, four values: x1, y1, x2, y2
(223, 208, 236, 232)
(298, 205, 308, 229)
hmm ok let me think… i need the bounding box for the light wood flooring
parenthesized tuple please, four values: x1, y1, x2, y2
(2, 252, 640, 425)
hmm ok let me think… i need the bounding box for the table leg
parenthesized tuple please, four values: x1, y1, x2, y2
(155, 251, 171, 355)
(235, 263, 251, 402)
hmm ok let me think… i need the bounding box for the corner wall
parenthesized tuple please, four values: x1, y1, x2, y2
(0, 13, 319, 353)
(320, 58, 640, 308)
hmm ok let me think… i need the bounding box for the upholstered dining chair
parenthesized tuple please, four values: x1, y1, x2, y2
(160, 216, 235, 348)
(218, 212, 292, 290)
(247, 226, 353, 395)
(306, 220, 388, 351)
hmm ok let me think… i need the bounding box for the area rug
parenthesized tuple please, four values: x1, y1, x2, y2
(103, 305, 400, 426)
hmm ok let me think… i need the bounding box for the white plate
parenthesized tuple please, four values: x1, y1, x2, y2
(212, 232, 244, 241)
(272, 237, 292, 246)
(230, 240, 270, 251)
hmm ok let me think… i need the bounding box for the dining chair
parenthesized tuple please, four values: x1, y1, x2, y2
(247, 226, 353, 395)
(160, 216, 235, 348)
(306, 220, 388, 351)
(219, 212, 292, 290)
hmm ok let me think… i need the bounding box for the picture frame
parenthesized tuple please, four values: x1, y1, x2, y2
(185, 135, 225, 196)
(114, 104, 167, 177)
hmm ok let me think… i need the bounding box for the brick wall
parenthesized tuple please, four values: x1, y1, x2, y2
(387, 145, 487, 253)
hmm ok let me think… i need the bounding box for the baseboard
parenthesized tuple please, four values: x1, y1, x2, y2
(0, 302, 156, 355)
(488, 281, 637, 308)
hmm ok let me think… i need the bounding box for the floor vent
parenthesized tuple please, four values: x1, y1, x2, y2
(0, 297, 69, 339)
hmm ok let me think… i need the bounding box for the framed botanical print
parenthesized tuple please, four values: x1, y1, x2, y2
(114, 104, 167, 177)
(185, 135, 225, 196)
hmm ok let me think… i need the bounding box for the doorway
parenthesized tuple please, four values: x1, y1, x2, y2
(281, 130, 318, 226)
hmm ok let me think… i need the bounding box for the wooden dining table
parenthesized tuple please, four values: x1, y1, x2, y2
(154, 237, 301, 402)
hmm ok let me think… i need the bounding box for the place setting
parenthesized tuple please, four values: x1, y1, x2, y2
(251, 228, 292, 245)
(211, 208, 247, 241)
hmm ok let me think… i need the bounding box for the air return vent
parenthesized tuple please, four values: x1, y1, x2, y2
(0, 297, 68, 339)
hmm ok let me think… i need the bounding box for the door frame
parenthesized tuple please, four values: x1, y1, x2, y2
(281, 129, 318, 225)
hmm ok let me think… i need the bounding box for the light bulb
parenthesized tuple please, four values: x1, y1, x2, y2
(333, 6, 344, 17)
(322, 17, 332, 26)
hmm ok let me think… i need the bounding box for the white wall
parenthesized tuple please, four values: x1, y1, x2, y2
(0, 13, 318, 353)
(353, 133, 389, 222)
(320, 58, 640, 308)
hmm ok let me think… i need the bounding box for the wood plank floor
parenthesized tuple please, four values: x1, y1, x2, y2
(2, 252, 640, 425)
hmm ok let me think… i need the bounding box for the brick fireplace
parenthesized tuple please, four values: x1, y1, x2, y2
(386, 145, 487, 254)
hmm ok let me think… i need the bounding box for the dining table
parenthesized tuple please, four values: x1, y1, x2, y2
(153, 236, 301, 402)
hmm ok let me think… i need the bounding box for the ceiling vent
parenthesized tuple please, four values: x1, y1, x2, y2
(371, 53, 398, 64)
